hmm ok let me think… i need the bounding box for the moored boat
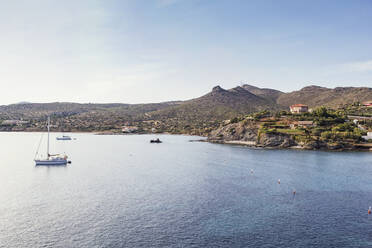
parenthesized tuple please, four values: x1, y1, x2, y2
(34, 117, 70, 166)
(35, 156, 69, 166)
(56, 135, 72, 140)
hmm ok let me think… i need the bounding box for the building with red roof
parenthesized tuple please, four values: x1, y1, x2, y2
(290, 104, 309, 114)
(363, 101, 372, 107)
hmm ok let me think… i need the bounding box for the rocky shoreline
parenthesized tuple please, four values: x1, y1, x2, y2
(207, 139, 372, 151)
(207, 121, 372, 152)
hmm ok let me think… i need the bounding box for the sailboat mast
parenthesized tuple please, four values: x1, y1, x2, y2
(47, 116, 50, 158)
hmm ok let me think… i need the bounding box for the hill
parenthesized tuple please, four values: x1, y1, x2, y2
(0, 84, 371, 134)
(0, 102, 180, 120)
(277, 85, 372, 108)
(142, 85, 279, 133)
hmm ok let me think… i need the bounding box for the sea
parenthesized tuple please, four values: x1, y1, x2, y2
(1, 133, 372, 247)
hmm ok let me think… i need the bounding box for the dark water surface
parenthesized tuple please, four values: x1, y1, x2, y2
(1, 133, 372, 247)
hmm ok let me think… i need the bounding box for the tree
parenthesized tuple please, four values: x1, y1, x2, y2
(313, 106, 329, 118)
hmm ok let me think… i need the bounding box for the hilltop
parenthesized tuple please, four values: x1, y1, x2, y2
(143, 85, 279, 133)
(241, 84, 284, 104)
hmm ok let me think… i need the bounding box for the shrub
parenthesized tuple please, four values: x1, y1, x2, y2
(321, 131, 332, 139)
(313, 106, 329, 118)
(312, 128, 323, 136)
(332, 122, 355, 132)
(230, 117, 239, 124)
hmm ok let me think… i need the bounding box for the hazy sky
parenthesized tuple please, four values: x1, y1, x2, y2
(0, 0, 371, 104)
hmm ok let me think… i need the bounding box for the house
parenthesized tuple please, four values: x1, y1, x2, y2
(122, 126, 138, 133)
(290, 104, 309, 114)
(1, 120, 29, 126)
(362, 132, 372, 141)
(290, 121, 315, 129)
(362, 101, 372, 107)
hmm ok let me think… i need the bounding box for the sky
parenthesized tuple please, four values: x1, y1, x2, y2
(0, 0, 371, 104)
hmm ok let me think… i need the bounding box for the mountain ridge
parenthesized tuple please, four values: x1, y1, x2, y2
(276, 85, 372, 108)
(2, 84, 371, 115)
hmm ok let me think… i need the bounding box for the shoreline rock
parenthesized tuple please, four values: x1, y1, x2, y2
(207, 120, 371, 152)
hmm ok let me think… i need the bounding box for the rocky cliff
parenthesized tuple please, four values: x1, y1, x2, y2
(207, 120, 297, 148)
(207, 120, 359, 150)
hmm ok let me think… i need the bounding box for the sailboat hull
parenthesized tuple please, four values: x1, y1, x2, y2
(35, 159, 68, 166)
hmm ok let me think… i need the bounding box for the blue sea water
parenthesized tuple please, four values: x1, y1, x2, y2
(0, 133, 372, 247)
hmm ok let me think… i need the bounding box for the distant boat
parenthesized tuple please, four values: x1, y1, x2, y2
(150, 138, 162, 143)
(34, 117, 70, 166)
(56, 135, 72, 140)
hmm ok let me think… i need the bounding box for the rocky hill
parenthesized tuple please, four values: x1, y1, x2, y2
(208, 120, 297, 148)
(276, 85, 372, 108)
(143, 85, 279, 131)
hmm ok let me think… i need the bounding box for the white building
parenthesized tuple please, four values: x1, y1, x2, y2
(1, 120, 29, 126)
(122, 126, 138, 133)
(290, 104, 309, 114)
(362, 132, 372, 141)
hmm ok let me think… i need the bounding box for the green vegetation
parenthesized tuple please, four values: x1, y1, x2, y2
(276, 129, 304, 135)
(251, 105, 371, 147)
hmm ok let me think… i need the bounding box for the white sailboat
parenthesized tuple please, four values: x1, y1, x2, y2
(34, 117, 70, 166)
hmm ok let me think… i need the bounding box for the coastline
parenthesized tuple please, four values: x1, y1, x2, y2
(0, 130, 370, 152)
(206, 139, 372, 152)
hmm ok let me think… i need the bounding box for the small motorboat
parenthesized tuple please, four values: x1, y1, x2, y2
(150, 138, 162, 143)
(56, 135, 72, 140)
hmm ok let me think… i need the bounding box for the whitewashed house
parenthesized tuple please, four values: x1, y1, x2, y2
(122, 126, 138, 133)
(362, 132, 372, 141)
